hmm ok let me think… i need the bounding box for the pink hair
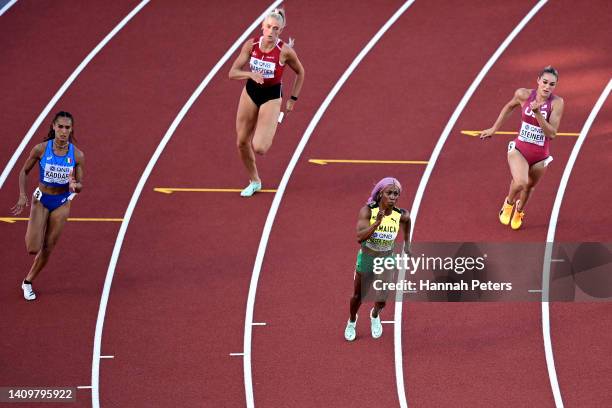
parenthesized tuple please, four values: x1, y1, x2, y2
(367, 177, 402, 205)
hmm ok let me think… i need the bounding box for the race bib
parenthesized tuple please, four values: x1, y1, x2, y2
(43, 163, 71, 184)
(33, 187, 42, 201)
(366, 231, 396, 252)
(518, 121, 545, 146)
(249, 57, 276, 79)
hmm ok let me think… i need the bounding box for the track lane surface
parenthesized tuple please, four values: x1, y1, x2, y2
(91, 1, 400, 406)
(0, 1, 141, 170)
(551, 82, 612, 406)
(248, 1, 535, 407)
(406, 1, 612, 406)
(1, 2, 264, 407)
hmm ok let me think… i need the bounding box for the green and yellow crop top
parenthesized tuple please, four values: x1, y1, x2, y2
(363, 204, 403, 252)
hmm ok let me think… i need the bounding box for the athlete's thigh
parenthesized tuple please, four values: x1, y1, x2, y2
(507, 147, 530, 184)
(25, 198, 49, 251)
(44, 201, 71, 249)
(528, 161, 548, 187)
(236, 88, 258, 142)
(252, 98, 281, 148)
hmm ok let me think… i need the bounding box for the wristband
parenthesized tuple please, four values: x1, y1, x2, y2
(290, 95, 298, 101)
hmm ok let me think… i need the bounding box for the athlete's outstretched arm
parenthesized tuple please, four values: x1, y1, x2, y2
(11, 143, 44, 215)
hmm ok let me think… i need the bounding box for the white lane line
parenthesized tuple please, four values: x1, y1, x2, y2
(230, 353, 245, 357)
(529, 289, 543, 293)
(394, 2, 548, 407)
(242, 2, 416, 408)
(382, 321, 396, 324)
(99, 355, 114, 359)
(77, 386, 93, 390)
(0, 0, 17, 16)
(550, 259, 565, 262)
(252, 322, 267, 326)
(0, 0, 150, 189)
(541, 79, 612, 408)
(89, 3, 282, 408)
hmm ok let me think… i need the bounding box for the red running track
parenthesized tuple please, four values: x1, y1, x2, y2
(1, 1, 279, 407)
(97, 1, 417, 406)
(2, 1, 611, 407)
(407, 0, 612, 406)
(551, 78, 612, 406)
(250, 1, 544, 407)
(0, 1, 142, 171)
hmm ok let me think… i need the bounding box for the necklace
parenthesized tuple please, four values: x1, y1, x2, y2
(54, 140, 69, 150)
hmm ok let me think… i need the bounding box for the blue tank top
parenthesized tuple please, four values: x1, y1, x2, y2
(39, 140, 76, 187)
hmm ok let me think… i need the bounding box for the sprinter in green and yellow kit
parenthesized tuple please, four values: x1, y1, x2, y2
(344, 177, 411, 342)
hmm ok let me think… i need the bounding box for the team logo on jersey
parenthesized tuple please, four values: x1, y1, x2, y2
(524, 105, 548, 120)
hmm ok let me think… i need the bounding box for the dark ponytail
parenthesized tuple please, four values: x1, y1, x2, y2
(44, 111, 76, 143)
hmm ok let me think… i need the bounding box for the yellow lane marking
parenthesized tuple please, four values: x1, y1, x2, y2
(461, 130, 580, 137)
(154, 188, 277, 194)
(308, 159, 428, 165)
(1, 217, 123, 224)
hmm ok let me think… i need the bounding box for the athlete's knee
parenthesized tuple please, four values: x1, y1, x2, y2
(252, 141, 271, 155)
(253, 146, 269, 155)
(25, 235, 41, 254)
(351, 292, 362, 304)
(40, 238, 59, 255)
(236, 137, 251, 150)
(26, 244, 40, 255)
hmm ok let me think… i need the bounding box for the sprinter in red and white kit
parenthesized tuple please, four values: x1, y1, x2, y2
(229, 8, 305, 197)
(480, 66, 564, 229)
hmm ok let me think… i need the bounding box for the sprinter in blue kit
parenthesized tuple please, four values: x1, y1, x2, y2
(11, 111, 85, 301)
